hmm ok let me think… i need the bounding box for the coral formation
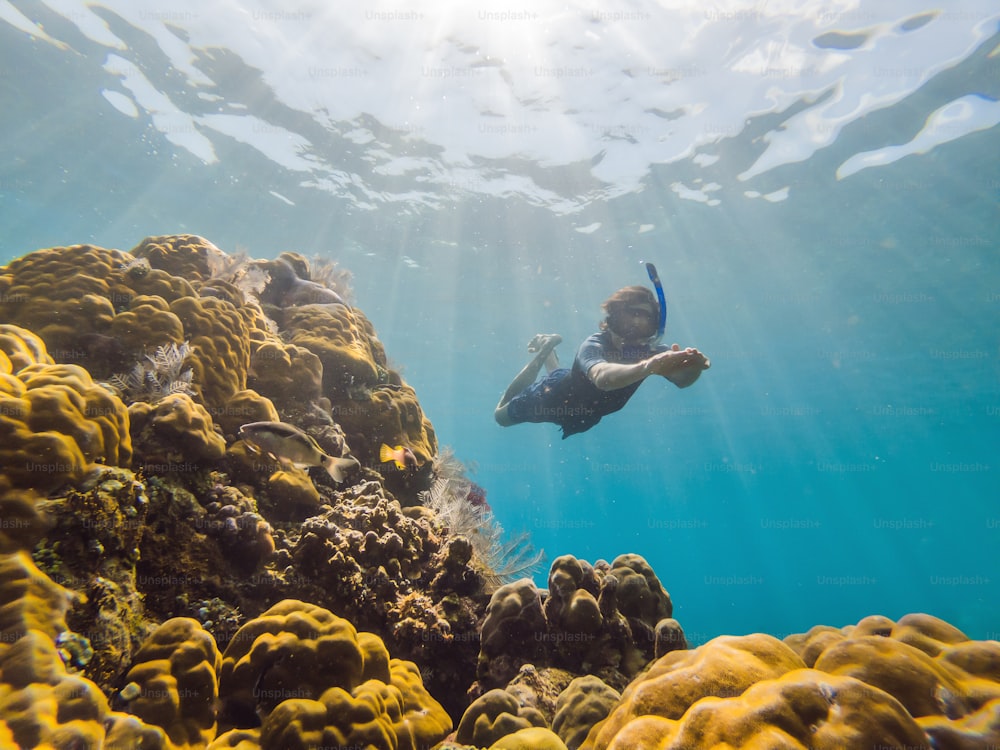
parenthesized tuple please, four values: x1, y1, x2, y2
(217, 599, 452, 748)
(0, 324, 132, 492)
(0, 551, 170, 749)
(552, 676, 621, 750)
(582, 633, 809, 748)
(129, 391, 227, 468)
(247, 340, 324, 416)
(120, 617, 222, 748)
(475, 554, 676, 696)
(421, 455, 544, 588)
(579, 613, 1000, 750)
(589, 669, 932, 750)
(487, 727, 570, 750)
(0, 477, 49, 554)
(455, 688, 548, 747)
(4, 237, 999, 750)
(132, 233, 222, 282)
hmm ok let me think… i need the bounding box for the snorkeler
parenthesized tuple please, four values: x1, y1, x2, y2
(494, 267, 710, 438)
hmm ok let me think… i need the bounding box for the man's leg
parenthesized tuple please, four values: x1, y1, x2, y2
(494, 334, 562, 425)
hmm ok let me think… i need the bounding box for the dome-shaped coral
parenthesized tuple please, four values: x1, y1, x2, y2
(0, 325, 131, 491)
(217, 599, 451, 748)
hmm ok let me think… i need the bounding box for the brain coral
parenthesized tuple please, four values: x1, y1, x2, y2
(0, 244, 132, 364)
(128, 391, 227, 468)
(582, 633, 808, 749)
(167, 293, 252, 410)
(0, 324, 131, 491)
(217, 599, 451, 748)
(120, 616, 222, 749)
(477, 554, 680, 694)
(591, 668, 931, 750)
(552, 676, 622, 750)
(247, 339, 324, 414)
(456, 687, 548, 747)
(0, 552, 171, 749)
(0, 476, 49, 554)
(583, 613, 1000, 750)
(132, 233, 221, 281)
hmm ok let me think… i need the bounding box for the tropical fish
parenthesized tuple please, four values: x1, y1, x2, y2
(239, 421, 359, 483)
(380, 443, 417, 471)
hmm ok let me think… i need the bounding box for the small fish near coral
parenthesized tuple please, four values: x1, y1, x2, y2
(380, 443, 417, 471)
(239, 421, 359, 482)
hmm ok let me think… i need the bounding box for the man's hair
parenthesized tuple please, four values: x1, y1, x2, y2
(599, 286, 657, 331)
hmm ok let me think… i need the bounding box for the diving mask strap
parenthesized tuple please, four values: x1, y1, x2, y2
(643, 261, 667, 345)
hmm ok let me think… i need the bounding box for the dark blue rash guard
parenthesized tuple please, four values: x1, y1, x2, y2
(506, 331, 667, 438)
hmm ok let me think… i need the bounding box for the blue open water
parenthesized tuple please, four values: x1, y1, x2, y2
(1, 0, 998, 643)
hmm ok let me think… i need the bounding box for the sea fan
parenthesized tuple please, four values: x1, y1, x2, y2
(107, 342, 194, 403)
(421, 450, 545, 588)
(205, 243, 247, 279)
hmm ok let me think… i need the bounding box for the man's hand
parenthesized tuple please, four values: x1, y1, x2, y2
(645, 344, 710, 387)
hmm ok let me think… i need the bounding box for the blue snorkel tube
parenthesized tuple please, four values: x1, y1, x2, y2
(643, 261, 667, 346)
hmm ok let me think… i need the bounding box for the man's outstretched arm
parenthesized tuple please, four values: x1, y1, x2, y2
(588, 345, 710, 391)
(587, 359, 655, 391)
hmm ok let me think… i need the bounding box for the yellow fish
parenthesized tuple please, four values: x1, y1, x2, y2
(380, 443, 416, 470)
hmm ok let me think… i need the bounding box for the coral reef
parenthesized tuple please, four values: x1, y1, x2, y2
(551, 676, 621, 750)
(587, 668, 932, 750)
(119, 617, 222, 748)
(3, 238, 998, 750)
(215, 599, 452, 749)
(0, 324, 132, 492)
(421, 455, 544, 588)
(0, 551, 172, 749)
(475, 554, 674, 696)
(129, 392, 227, 469)
(455, 688, 548, 747)
(577, 613, 1000, 750)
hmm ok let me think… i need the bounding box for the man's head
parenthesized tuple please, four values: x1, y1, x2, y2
(600, 286, 660, 342)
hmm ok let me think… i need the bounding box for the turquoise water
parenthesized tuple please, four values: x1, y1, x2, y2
(2, 1, 998, 644)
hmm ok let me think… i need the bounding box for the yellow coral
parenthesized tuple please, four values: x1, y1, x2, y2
(208, 389, 279, 441)
(583, 633, 807, 749)
(219, 600, 371, 720)
(0, 551, 75, 645)
(0, 245, 133, 358)
(169, 295, 251, 409)
(122, 617, 222, 749)
(0, 324, 52, 371)
(488, 727, 570, 750)
(129, 392, 226, 467)
(814, 634, 1000, 720)
(248, 340, 323, 410)
(597, 669, 930, 750)
(456, 688, 547, 747)
(264, 469, 322, 510)
(110, 294, 186, 357)
(0, 477, 49, 554)
(552, 676, 621, 750)
(218, 600, 451, 749)
(0, 631, 113, 749)
(0, 552, 173, 749)
(132, 234, 221, 282)
(0, 326, 131, 491)
(282, 303, 380, 390)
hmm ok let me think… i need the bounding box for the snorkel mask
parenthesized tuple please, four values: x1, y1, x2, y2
(643, 261, 667, 346)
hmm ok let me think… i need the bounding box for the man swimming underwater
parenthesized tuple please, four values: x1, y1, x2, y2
(494, 280, 710, 438)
